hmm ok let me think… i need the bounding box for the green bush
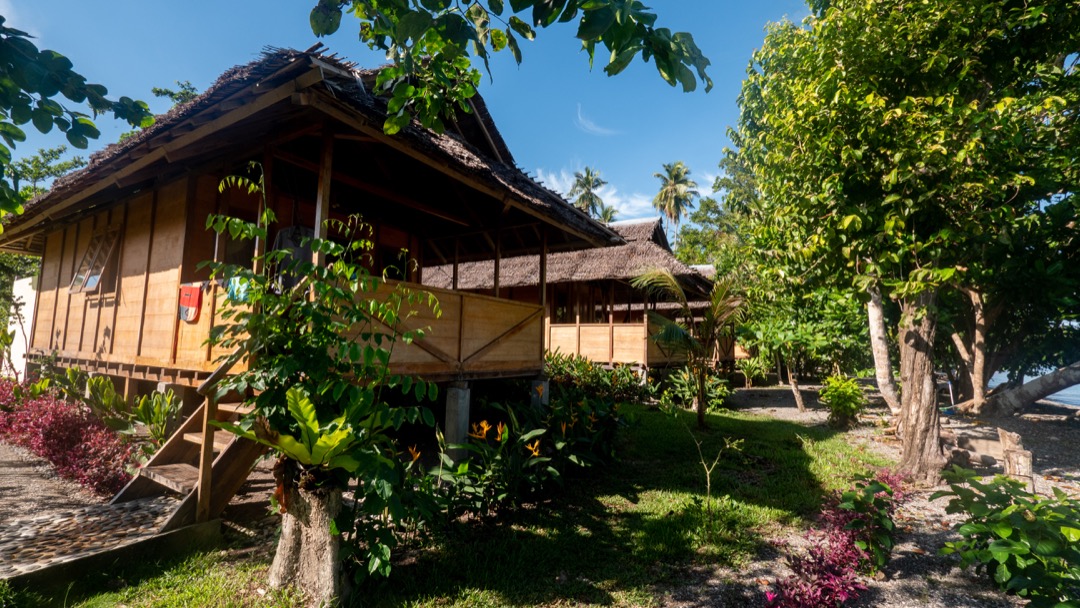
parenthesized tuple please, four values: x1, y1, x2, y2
(545, 351, 647, 404)
(818, 375, 865, 429)
(932, 466, 1080, 607)
(129, 388, 181, 450)
(735, 356, 770, 387)
(660, 366, 730, 413)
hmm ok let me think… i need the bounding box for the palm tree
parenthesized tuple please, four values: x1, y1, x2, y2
(567, 166, 607, 218)
(597, 201, 618, 223)
(631, 269, 744, 428)
(652, 161, 699, 244)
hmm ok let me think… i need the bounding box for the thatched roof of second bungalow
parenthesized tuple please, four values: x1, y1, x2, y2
(423, 217, 711, 293)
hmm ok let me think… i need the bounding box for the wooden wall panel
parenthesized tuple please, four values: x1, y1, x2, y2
(62, 218, 95, 353)
(113, 192, 155, 357)
(139, 179, 187, 361)
(88, 209, 126, 356)
(52, 226, 79, 353)
(576, 326, 607, 362)
(612, 326, 646, 364)
(32, 232, 63, 350)
(548, 326, 578, 357)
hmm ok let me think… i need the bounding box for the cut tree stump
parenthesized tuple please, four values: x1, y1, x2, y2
(998, 428, 1034, 490)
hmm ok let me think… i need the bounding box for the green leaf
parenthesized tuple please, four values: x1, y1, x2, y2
(508, 16, 535, 40)
(576, 6, 615, 41)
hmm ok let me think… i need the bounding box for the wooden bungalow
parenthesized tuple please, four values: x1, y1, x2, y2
(423, 218, 744, 370)
(0, 46, 620, 528)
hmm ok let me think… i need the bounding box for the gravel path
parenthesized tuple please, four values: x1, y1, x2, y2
(0, 441, 102, 526)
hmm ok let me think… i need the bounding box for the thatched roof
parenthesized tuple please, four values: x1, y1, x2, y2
(423, 217, 711, 294)
(1, 46, 620, 256)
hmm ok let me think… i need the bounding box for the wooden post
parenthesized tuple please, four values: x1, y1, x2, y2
(642, 291, 649, 365)
(253, 149, 273, 275)
(196, 396, 217, 523)
(539, 230, 548, 360)
(608, 281, 615, 365)
(452, 238, 459, 291)
(574, 284, 581, 356)
(493, 227, 501, 299)
(539, 229, 547, 310)
(313, 132, 334, 267)
(135, 189, 159, 358)
(106, 203, 129, 357)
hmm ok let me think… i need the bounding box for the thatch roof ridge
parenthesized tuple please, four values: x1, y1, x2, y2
(6, 46, 620, 251)
(423, 220, 710, 294)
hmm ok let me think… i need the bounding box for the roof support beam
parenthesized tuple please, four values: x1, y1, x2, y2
(313, 131, 334, 267)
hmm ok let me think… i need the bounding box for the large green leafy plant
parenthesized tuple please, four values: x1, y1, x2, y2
(307, 0, 712, 134)
(933, 467, 1080, 607)
(205, 203, 439, 591)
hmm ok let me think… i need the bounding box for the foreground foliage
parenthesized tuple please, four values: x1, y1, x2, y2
(49, 403, 890, 607)
(306, 0, 711, 134)
(0, 377, 134, 495)
(767, 470, 910, 608)
(934, 467, 1080, 607)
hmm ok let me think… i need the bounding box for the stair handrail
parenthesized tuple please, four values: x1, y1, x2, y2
(197, 344, 248, 397)
(194, 344, 247, 523)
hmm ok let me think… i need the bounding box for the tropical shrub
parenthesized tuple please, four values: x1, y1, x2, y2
(437, 406, 555, 517)
(818, 375, 866, 429)
(205, 208, 438, 590)
(660, 366, 730, 413)
(129, 388, 182, 449)
(545, 351, 647, 404)
(767, 470, 908, 607)
(932, 466, 1080, 607)
(735, 355, 770, 387)
(0, 391, 133, 494)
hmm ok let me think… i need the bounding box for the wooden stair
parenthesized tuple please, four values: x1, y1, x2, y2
(111, 395, 267, 532)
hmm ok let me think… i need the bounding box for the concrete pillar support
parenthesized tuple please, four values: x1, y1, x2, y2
(445, 381, 471, 460)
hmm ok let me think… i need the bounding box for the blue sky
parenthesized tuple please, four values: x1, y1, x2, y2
(7, 0, 808, 221)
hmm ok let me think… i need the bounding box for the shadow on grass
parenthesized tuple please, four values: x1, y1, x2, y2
(360, 404, 887, 607)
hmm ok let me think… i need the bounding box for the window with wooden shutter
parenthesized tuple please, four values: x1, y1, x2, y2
(69, 228, 120, 293)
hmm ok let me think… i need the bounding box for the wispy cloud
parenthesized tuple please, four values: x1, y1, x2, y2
(574, 103, 620, 136)
(536, 167, 656, 221)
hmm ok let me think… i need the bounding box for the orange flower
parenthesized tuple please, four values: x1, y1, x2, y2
(588, 413, 599, 425)
(525, 440, 541, 457)
(497, 422, 506, 442)
(469, 420, 492, 440)
(560, 422, 567, 436)
(535, 384, 545, 399)
(407, 445, 421, 462)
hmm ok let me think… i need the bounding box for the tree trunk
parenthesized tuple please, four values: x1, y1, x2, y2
(786, 358, 806, 413)
(896, 292, 945, 485)
(951, 288, 988, 412)
(982, 359, 1080, 416)
(867, 284, 901, 415)
(695, 365, 708, 428)
(269, 458, 345, 606)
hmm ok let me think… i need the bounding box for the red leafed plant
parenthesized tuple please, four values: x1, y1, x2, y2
(0, 385, 133, 495)
(766, 469, 909, 608)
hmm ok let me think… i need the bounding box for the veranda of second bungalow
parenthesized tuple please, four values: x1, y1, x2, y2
(424, 218, 746, 371)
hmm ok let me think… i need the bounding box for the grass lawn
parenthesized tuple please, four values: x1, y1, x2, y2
(18, 402, 891, 607)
